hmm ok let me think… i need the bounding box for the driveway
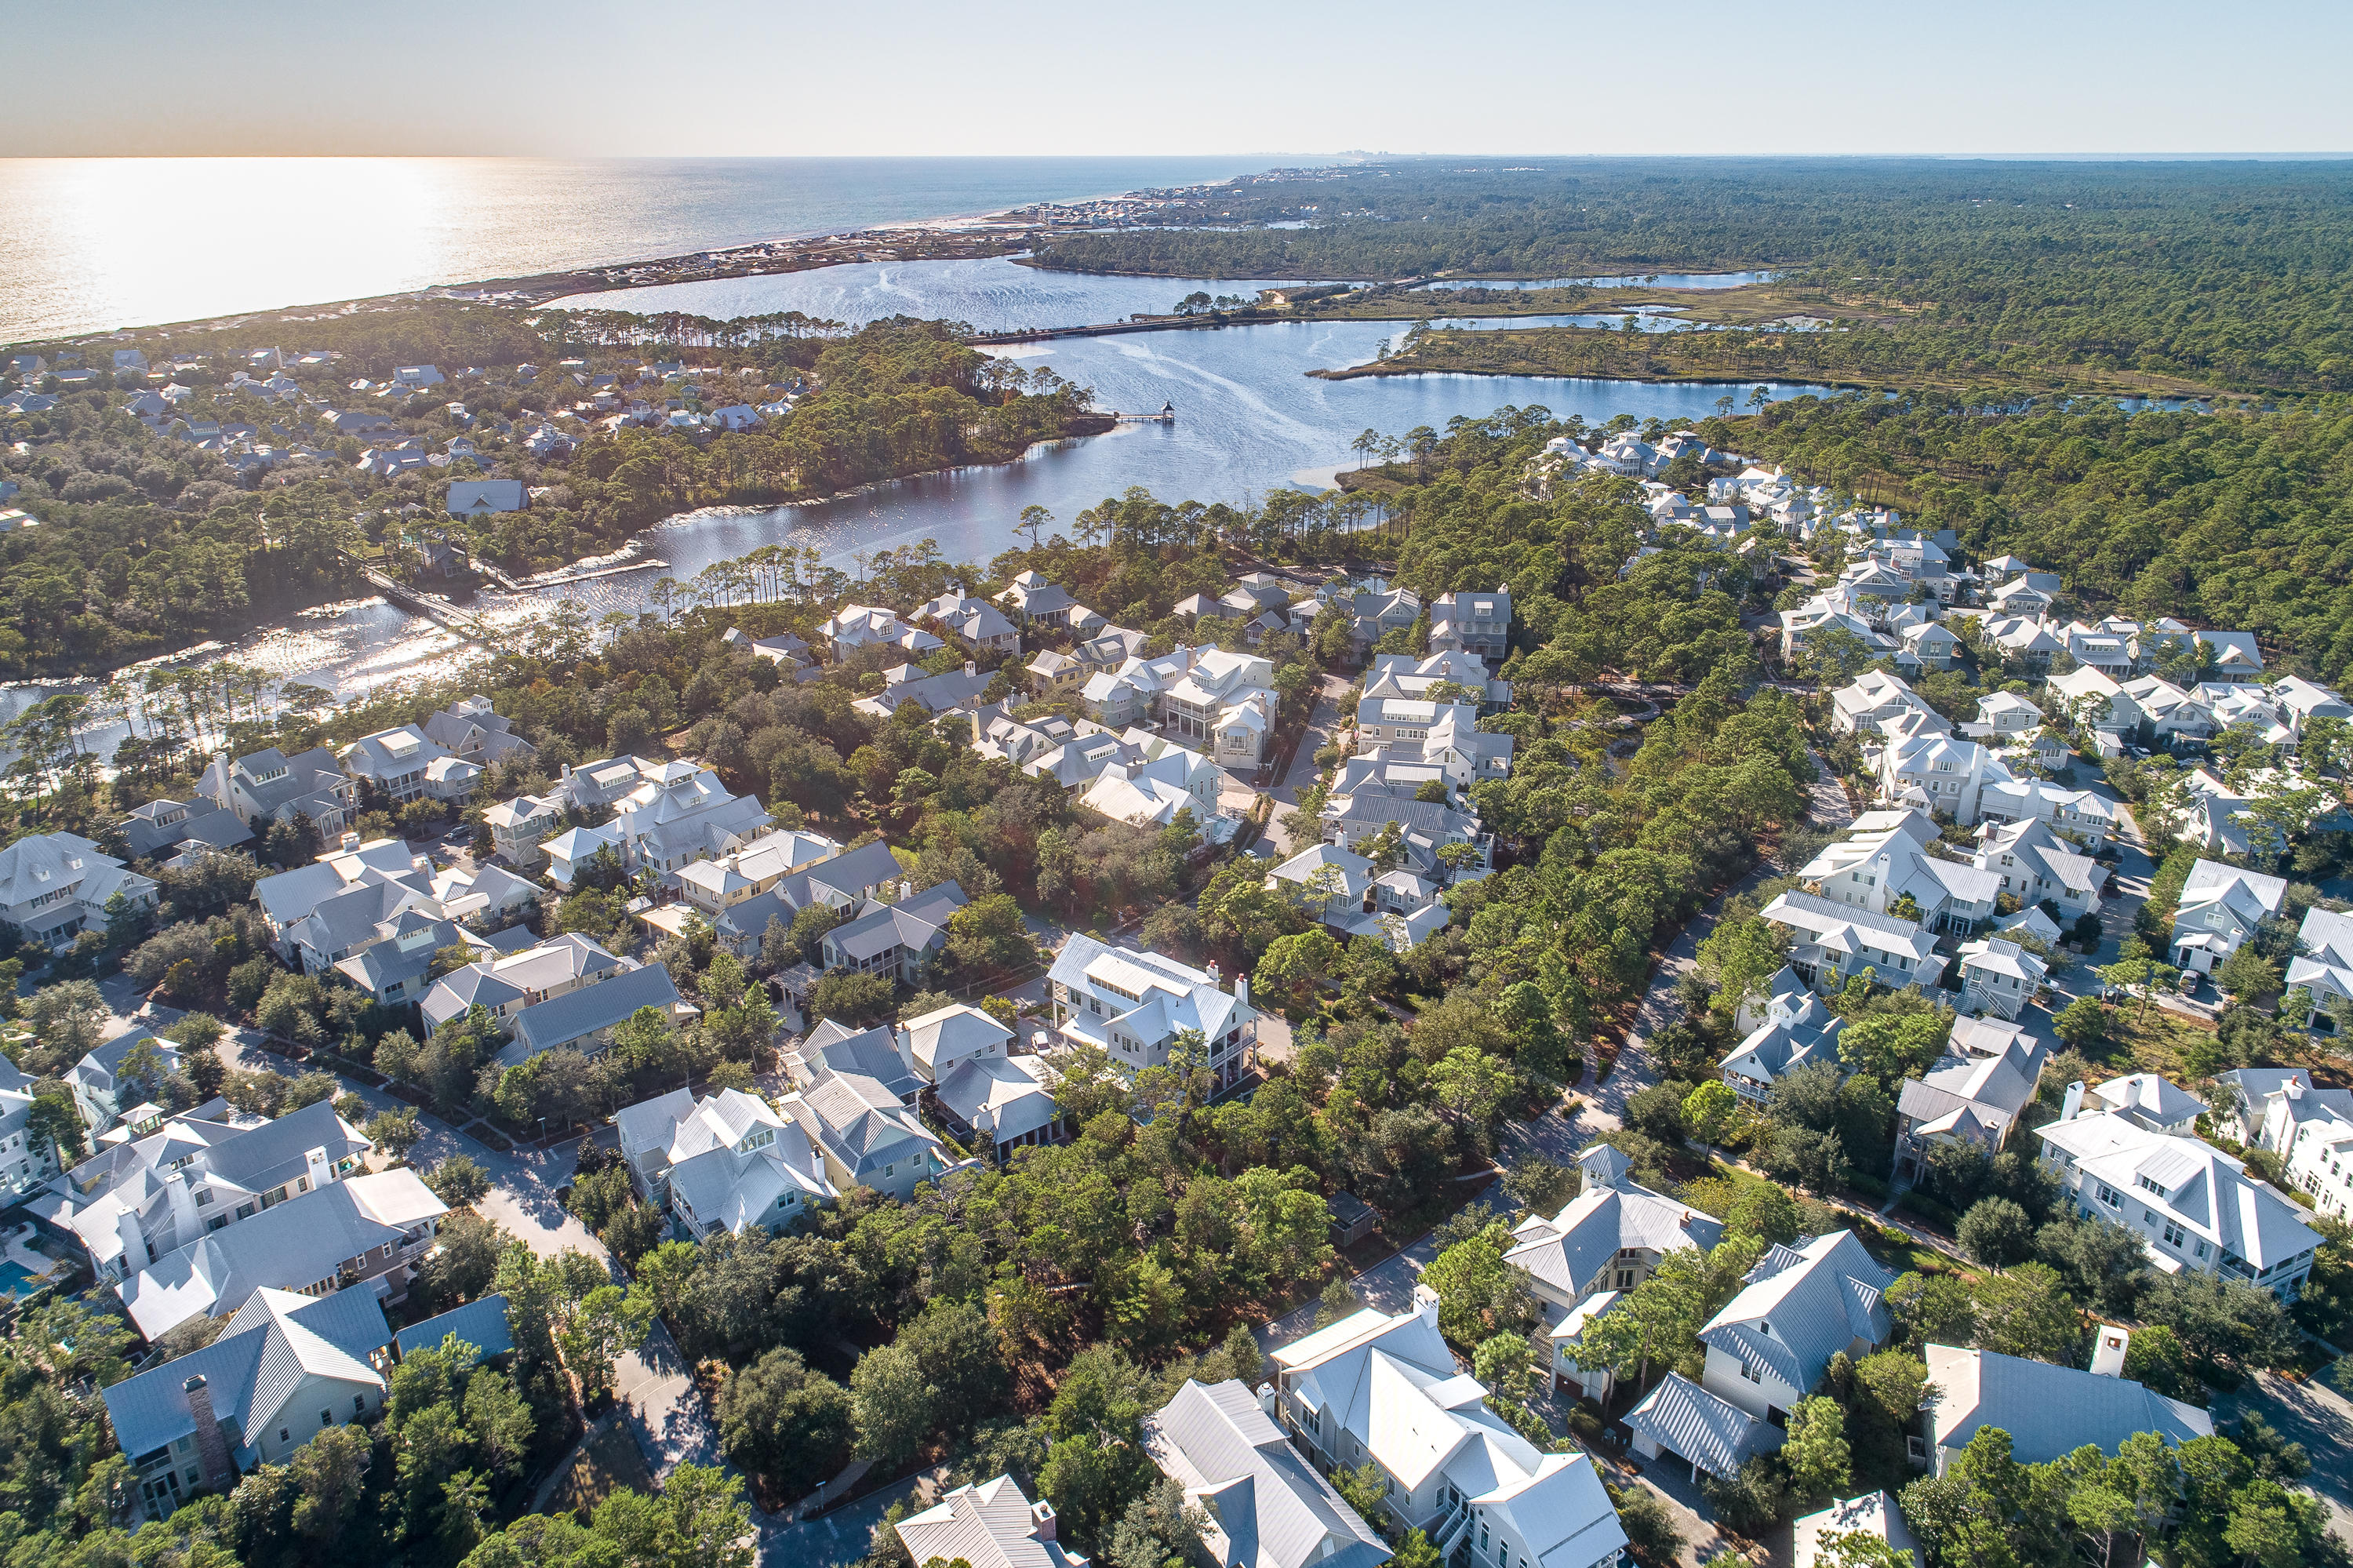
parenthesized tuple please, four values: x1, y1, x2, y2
(1258, 1175, 1505, 1355)
(762, 1465, 949, 1568)
(2211, 1368, 2353, 1543)
(1262, 673, 1352, 859)
(107, 978, 747, 1528)
(2035, 771, 2151, 1010)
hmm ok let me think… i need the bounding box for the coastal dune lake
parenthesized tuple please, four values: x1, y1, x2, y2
(550, 255, 1338, 335)
(2, 253, 1830, 747)
(205, 297, 1827, 699)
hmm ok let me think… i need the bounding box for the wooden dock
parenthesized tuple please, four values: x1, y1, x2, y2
(353, 562, 496, 646)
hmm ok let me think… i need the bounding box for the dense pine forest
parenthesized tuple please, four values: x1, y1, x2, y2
(1035, 160, 2353, 397)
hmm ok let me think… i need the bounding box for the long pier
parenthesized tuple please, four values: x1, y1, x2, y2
(352, 562, 497, 646)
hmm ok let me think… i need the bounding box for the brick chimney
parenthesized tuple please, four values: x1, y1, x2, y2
(183, 1374, 232, 1488)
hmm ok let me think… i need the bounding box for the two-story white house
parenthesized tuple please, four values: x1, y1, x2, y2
(778, 1070, 953, 1202)
(2168, 859, 2288, 976)
(614, 1086, 838, 1236)
(42, 1099, 372, 1282)
(104, 1286, 399, 1521)
(1892, 1017, 2046, 1181)
(1622, 1232, 1894, 1480)
(1144, 1379, 1390, 1568)
(1758, 891, 1945, 996)
(1048, 936, 1257, 1092)
(1427, 586, 1512, 663)
(339, 726, 479, 805)
(2038, 1096, 2321, 1298)
(1506, 1145, 1725, 1402)
(482, 792, 566, 867)
(0, 833, 157, 952)
(196, 747, 356, 838)
(1269, 1287, 1628, 1568)
(1800, 809, 1999, 936)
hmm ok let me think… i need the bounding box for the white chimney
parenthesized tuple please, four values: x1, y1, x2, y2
(164, 1171, 198, 1239)
(1257, 1381, 1278, 1416)
(1030, 1500, 1058, 1543)
(340, 831, 360, 852)
(1234, 975, 1249, 1009)
(2090, 1326, 2130, 1378)
(2060, 1080, 2086, 1122)
(1411, 1279, 1440, 1326)
(963, 660, 977, 678)
(116, 1206, 147, 1273)
(305, 1145, 333, 1188)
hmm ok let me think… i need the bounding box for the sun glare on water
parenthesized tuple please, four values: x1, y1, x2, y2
(4, 158, 478, 337)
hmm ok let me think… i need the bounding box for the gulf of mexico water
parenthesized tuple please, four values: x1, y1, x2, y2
(0, 155, 1270, 342)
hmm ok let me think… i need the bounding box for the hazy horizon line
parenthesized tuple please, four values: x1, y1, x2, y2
(7, 150, 2353, 164)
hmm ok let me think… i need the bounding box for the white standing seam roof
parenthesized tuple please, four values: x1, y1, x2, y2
(1505, 1186, 1725, 1300)
(1698, 1231, 1894, 1394)
(2089, 1072, 2209, 1126)
(896, 1475, 1086, 1568)
(1792, 1493, 1919, 1568)
(1145, 1379, 1388, 1568)
(2037, 1112, 2321, 1271)
(1622, 1372, 1782, 1475)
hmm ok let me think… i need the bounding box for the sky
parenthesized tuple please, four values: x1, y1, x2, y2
(8, 0, 2352, 159)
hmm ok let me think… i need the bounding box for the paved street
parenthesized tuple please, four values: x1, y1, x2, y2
(2212, 1367, 2353, 1542)
(85, 981, 754, 1537)
(1262, 672, 1353, 860)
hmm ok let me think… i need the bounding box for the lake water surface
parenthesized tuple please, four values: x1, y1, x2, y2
(209, 309, 1829, 697)
(5, 260, 1836, 750)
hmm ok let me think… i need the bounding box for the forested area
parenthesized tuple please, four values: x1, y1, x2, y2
(1733, 393, 2353, 684)
(0, 318, 1094, 674)
(1035, 160, 2353, 396)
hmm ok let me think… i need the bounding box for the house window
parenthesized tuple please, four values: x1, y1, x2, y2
(2162, 1221, 2185, 1247)
(278, 1428, 290, 1444)
(355, 1395, 367, 1412)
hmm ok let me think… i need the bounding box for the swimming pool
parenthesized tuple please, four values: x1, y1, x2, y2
(0, 1261, 43, 1299)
